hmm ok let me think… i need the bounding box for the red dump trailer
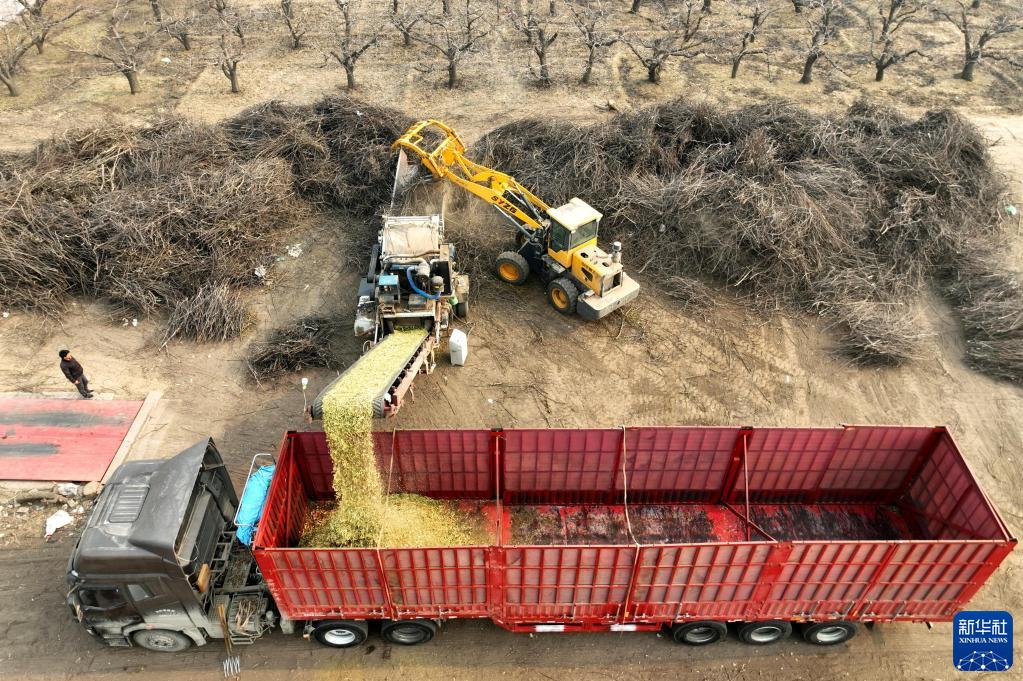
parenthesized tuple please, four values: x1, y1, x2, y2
(252, 425, 1015, 647)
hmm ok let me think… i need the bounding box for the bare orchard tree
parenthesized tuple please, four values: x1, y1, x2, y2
(624, 1, 707, 84)
(570, 2, 618, 85)
(0, 22, 33, 96)
(510, 1, 559, 86)
(218, 33, 242, 93)
(630, 0, 642, 14)
(281, 0, 306, 49)
(83, 6, 161, 95)
(148, 0, 194, 51)
(935, 2, 1021, 81)
(414, 0, 492, 89)
(868, 0, 922, 81)
(324, 0, 381, 89)
(730, 2, 775, 78)
(391, 3, 424, 47)
(799, 0, 841, 84)
(209, 0, 245, 46)
(16, 0, 79, 54)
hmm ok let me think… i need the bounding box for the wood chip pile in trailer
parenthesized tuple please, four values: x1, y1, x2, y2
(252, 426, 1014, 632)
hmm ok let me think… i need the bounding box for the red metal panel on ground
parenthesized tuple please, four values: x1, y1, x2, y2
(0, 397, 143, 481)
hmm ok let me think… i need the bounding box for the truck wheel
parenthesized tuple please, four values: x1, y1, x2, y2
(131, 629, 193, 652)
(495, 252, 529, 285)
(670, 621, 728, 645)
(455, 300, 468, 319)
(737, 621, 792, 645)
(800, 621, 858, 646)
(312, 620, 369, 648)
(546, 278, 578, 315)
(381, 619, 437, 646)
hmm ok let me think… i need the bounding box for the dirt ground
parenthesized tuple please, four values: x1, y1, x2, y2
(2, 0, 1023, 680)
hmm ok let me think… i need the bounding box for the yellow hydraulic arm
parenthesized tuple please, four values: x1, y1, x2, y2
(393, 120, 551, 233)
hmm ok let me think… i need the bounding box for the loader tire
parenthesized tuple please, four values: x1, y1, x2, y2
(495, 252, 529, 285)
(547, 278, 578, 315)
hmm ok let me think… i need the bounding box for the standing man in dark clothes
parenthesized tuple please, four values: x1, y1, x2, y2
(59, 350, 94, 399)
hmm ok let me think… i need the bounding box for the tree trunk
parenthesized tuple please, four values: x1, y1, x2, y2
(227, 66, 240, 93)
(34, 37, 44, 54)
(176, 32, 192, 50)
(647, 62, 660, 83)
(447, 60, 457, 88)
(792, 0, 803, 13)
(537, 48, 550, 86)
(702, 0, 711, 12)
(150, 0, 163, 22)
(392, 0, 399, 13)
(875, 63, 886, 81)
(0, 72, 19, 97)
(799, 53, 818, 84)
(402, 29, 413, 47)
(631, 0, 641, 13)
(731, 54, 743, 78)
(960, 56, 977, 81)
(123, 69, 140, 94)
(970, 0, 981, 8)
(442, 0, 450, 15)
(345, 64, 356, 89)
(581, 50, 595, 84)
(549, 0, 556, 15)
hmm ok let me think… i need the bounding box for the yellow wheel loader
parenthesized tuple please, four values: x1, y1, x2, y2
(393, 120, 640, 319)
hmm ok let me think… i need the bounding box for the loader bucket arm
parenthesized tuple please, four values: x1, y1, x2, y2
(393, 120, 551, 232)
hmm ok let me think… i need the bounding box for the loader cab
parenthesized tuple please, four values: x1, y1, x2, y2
(546, 199, 623, 296)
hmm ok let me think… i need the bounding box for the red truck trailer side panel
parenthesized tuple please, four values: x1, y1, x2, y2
(253, 426, 1015, 627)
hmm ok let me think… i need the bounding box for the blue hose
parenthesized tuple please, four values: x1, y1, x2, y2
(406, 266, 440, 300)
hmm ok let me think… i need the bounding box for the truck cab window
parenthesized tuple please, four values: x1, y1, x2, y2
(79, 587, 126, 609)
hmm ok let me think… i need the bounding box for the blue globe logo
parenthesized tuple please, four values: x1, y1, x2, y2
(956, 651, 1011, 672)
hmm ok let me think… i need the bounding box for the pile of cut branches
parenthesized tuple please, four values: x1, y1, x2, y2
(473, 99, 1021, 378)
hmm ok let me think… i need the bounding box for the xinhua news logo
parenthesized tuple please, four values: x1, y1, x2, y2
(953, 611, 1013, 672)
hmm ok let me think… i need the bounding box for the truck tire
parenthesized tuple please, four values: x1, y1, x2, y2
(800, 621, 858, 646)
(495, 252, 529, 285)
(736, 620, 792, 645)
(546, 278, 578, 315)
(312, 620, 369, 648)
(670, 621, 728, 645)
(131, 629, 193, 652)
(380, 619, 437, 646)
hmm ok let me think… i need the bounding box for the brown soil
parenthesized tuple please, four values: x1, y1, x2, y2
(1, 1, 1022, 680)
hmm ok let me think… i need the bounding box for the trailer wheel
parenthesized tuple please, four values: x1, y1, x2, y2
(670, 621, 728, 646)
(800, 621, 858, 646)
(381, 619, 437, 646)
(312, 620, 369, 648)
(131, 629, 193, 652)
(737, 621, 792, 645)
